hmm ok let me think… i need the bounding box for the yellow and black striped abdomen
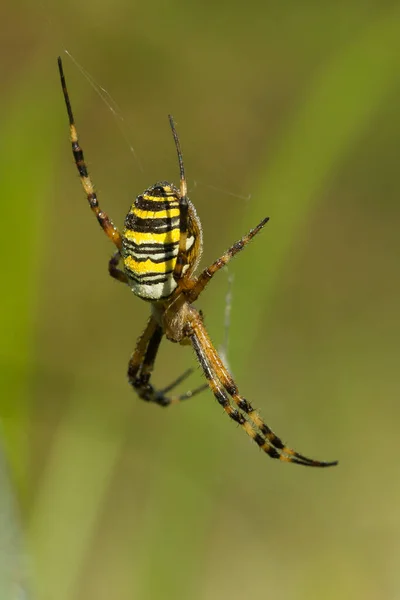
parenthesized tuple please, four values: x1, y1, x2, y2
(121, 182, 202, 301)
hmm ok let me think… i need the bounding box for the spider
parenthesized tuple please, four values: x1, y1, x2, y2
(58, 57, 338, 468)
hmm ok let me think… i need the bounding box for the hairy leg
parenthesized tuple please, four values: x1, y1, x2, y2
(58, 57, 122, 249)
(128, 318, 206, 406)
(187, 217, 269, 302)
(188, 316, 337, 467)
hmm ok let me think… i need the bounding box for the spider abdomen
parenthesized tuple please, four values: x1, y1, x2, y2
(121, 182, 200, 301)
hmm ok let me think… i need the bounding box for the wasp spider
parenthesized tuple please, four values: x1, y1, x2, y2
(58, 58, 337, 468)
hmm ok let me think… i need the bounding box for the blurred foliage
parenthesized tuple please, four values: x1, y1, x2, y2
(1, 1, 400, 599)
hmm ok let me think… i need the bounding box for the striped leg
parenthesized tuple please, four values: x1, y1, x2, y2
(191, 334, 251, 429)
(188, 217, 269, 303)
(127, 317, 157, 385)
(168, 115, 189, 282)
(189, 317, 338, 467)
(58, 57, 122, 249)
(128, 318, 206, 407)
(109, 251, 129, 284)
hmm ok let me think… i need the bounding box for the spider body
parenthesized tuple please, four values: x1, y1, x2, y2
(121, 182, 202, 300)
(58, 57, 338, 468)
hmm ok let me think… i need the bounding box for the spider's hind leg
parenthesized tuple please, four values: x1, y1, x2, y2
(157, 368, 208, 404)
(189, 316, 338, 468)
(128, 318, 206, 407)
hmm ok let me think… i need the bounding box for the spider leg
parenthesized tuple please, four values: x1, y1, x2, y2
(159, 368, 208, 397)
(187, 217, 269, 303)
(57, 57, 122, 249)
(168, 115, 189, 283)
(189, 317, 337, 467)
(128, 318, 206, 407)
(159, 368, 194, 392)
(109, 251, 129, 284)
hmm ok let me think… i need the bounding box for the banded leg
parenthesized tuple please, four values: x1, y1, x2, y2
(187, 216, 269, 303)
(128, 318, 206, 406)
(191, 333, 253, 431)
(127, 317, 157, 386)
(189, 317, 338, 467)
(168, 115, 189, 282)
(58, 57, 122, 249)
(109, 251, 129, 284)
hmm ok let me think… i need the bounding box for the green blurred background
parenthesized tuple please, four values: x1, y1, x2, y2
(1, 1, 400, 599)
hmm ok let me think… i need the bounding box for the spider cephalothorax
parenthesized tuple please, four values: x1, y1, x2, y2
(58, 57, 337, 468)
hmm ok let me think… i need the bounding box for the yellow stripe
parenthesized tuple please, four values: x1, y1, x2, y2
(142, 191, 177, 201)
(70, 124, 78, 143)
(124, 255, 176, 274)
(81, 176, 94, 195)
(133, 208, 180, 220)
(123, 228, 180, 245)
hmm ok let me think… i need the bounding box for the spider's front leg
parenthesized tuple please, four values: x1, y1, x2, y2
(168, 115, 190, 284)
(58, 57, 122, 249)
(128, 317, 206, 406)
(187, 216, 269, 303)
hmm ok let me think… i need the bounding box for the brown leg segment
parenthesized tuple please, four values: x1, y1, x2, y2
(189, 317, 337, 467)
(168, 115, 189, 283)
(58, 57, 122, 249)
(128, 318, 206, 407)
(187, 217, 269, 303)
(191, 333, 253, 429)
(109, 251, 129, 284)
(127, 317, 157, 384)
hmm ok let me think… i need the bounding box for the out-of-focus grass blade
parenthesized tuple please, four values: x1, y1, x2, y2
(29, 384, 129, 600)
(0, 434, 32, 599)
(233, 6, 400, 351)
(0, 57, 61, 495)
